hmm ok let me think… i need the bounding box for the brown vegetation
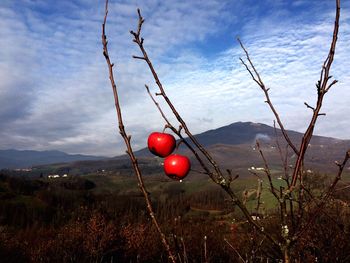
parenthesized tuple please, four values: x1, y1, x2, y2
(0, 172, 350, 262)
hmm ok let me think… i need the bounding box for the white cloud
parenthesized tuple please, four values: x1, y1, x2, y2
(155, 2, 350, 142)
(0, 0, 349, 156)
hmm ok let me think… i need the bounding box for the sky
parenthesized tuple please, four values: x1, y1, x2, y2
(0, 0, 349, 157)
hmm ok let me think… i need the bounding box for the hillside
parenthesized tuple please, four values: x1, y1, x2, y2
(132, 122, 349, 173)
(25, 122, 350, 177)
(0, 149, 105, 169)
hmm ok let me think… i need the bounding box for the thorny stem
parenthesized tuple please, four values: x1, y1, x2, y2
(101, 2, 176, 262)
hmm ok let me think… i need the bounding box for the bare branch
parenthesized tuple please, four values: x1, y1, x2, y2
(190, 168, 210, 175)
(238, 38, 299, 156)
(289, 0, 340, 189)
(273, 121, 290, 185)
(102, 2, 176, 262)
(256, 141, 279, 199)
(325, 79, 338, 92)
(145, 85, 171, 126)
(239, 58, 261, 87)
(131, 10, 228, 185)
(334, 183, 350, 192)
(291, 148, 350, 244)
(324, 149, 350, 198)
(224, 238, 246, 263)
(134, 9, 281, 252)
(304, 102, 315, 111)
(132, 55, 146, 60)
(145, 84, 214, 179)
(255, 178, 263, 213)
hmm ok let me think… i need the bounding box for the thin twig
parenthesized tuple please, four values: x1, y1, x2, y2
(101, 2, 176, 262)
(238, 38, 299, 156)
(304, 102, 315, 111)
(224, 238, 246, 263)
(133, 8, 281, 253)
(255, 178, 263, 213)
(289, 0, 340, 189)
(273, 121, 290, 186)
(256, 141, 279, 199)
(131, 9, 226, 185)
(180, 237, 189, 263)
(145, 84, 214, 178)
(291, 148, 349, 244)
(334, 183, 350, 191)
(203, 236, 208, 263)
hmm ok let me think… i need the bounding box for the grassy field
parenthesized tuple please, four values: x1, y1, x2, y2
(83, 172, 277, 222)
(83, 167, 350, 221)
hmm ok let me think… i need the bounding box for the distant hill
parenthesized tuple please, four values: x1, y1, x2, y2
(6, 122, 349, 177)
(134, 121, 350, 174)
(193, 121, 345, 147)
(136, 121, 347, 153)
(0, 149, 105, 169)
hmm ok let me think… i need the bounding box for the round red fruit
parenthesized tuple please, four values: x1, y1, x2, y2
(147, 132, 176, 157)
(164, 154, 191, 180)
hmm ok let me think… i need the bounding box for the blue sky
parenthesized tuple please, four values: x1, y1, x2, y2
(0, 0, 349, 156)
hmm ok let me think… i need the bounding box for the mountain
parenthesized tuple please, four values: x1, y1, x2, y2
(197, 121, 346, 146)
(136, 122, 347, 154)
(0, 149, 105, 169)
(10, 122, 348, 177)
(134, 121, 350, 174)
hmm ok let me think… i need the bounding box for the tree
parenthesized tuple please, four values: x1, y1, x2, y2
(102, 0, 349, 261)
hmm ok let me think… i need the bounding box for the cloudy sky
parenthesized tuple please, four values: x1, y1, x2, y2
(0, 0, 349, 157)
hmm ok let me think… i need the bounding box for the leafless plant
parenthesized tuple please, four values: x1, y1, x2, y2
(102, 0, 349, 262)
(238, 0, 341, 190)
(238, 0, 350, 261)
(129, 5, 281, 256)
(102, 1, 176, 262)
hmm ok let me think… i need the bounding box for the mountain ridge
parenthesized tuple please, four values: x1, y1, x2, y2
(0, 149, 106, 169)
(131, 121, 349, 175)
(1, 121, 348, 173)
(134, 121, 348, 157)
